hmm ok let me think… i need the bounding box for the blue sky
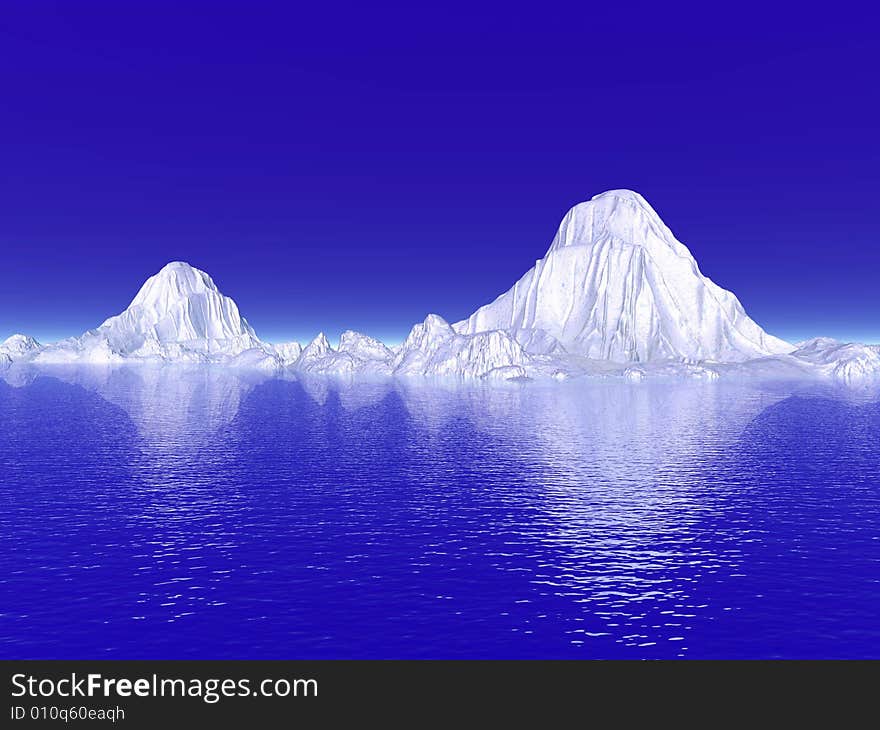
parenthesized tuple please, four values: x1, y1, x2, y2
(1, 1, 877, 344)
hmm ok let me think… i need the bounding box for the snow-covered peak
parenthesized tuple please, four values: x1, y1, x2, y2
(293, 330, 395, 377)
(300, 332, 332, 360)
(1, 334, 42, 357)
(400, 314, 455, 352)
(793, 337, 844, 353)
(338, 330, 393, 361)
(27, 261, 266, 364)
(547, 188, 687, 258)
(456, 190, 792, 363)
(593, 189, 651, 204)
(88, 261, 260, 356)
(394, 315, 530, 379)
(128, 261, 223, 310)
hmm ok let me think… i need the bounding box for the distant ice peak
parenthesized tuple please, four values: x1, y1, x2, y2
(1, 334, 42, 355)
(300, 332, 332, 360)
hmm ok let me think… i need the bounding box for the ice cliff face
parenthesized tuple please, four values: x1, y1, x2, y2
(455, 190, 792, 363)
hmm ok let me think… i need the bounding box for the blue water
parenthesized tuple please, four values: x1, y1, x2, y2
(1, 366, 879, 659)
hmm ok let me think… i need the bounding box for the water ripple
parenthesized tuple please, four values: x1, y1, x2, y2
(0, 370, 878, 658)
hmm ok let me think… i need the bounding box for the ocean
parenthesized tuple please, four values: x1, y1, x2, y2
(1, 366, 878, 658)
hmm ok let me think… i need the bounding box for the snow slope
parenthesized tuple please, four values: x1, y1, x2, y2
(455, 190, 792, 362)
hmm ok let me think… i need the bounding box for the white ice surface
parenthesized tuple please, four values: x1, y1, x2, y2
(454, 190, 793, 362)
(269, 341, 303, 366)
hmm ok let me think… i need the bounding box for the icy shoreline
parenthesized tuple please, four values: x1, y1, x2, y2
(3, 332, 879, 388)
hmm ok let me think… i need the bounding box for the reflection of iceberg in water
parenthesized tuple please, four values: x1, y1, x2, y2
(226, 374, 805, 655)
(380, 379, 798, 653)
(393, 378, 788, 469)
(5, 364, 877, 656)
(294, 373, 394, 411)
(0, 364, 275, 632)
(0, 363, 270, 442)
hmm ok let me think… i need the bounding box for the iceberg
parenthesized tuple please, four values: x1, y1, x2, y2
(788, 339, 880, 384)
(31, 261, 270, 365)
(273, 318, 533, 380)
(292, 331, 393, 377)
(454, 190, 792, 363)
(0, 334, 42, 361)
(392, 314, 530, 380)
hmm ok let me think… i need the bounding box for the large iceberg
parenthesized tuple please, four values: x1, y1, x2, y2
(26, 262, 267, 364)
(50, 261, 263, 362)
(455, 190, 792, 362)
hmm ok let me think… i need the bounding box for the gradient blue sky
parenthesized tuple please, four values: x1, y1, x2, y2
(1, 1, 877, 345)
